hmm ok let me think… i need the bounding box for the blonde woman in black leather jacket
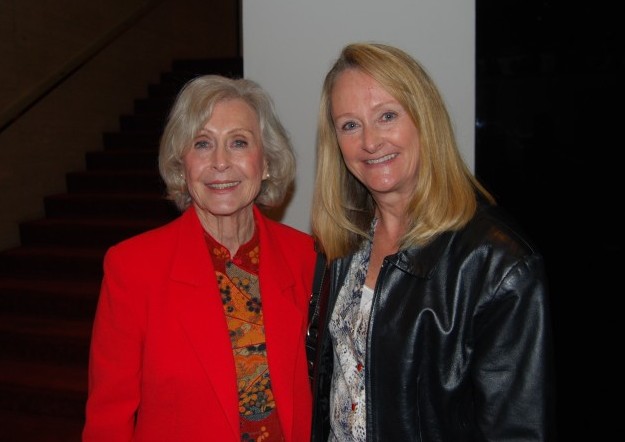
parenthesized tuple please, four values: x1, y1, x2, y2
(308, 42, 555, 442)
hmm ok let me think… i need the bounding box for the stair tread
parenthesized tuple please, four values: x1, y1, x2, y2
(0, 357, 87, 392)
(67, 170, 160, 176)
(1, 245, 106, 257)
(0, 409, 84, 442)
(87, 147, 157, 153)
(65, 170, 165, 193)
(0, 277, 100, 294)
(22, 217, 169, 228)
(103, 128, 161, 134)
(46, 192, 167, 199)
(0, 313, 93, 337)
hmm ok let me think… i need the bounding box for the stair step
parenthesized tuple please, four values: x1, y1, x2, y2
(142, 57, 243, 113)
(66, 170, 165, 193)
(0, 314, 92, 364)
(0, 246, 105, 280)
(159, 71, 203, 89)
(102, 130, 162, 150)
(0, 357, 87, 419)
(133, 96, 174, 115)
(119, 113, 167, 131)
(171, 56, 243, 76)
(43, 193, 178, 219)
(0, 277, 99, 319)
(159, 57, 243, 86)
(147, 81, 183, 98)
(0, 409, 84, 442)
(85, 149, 158, 171)
(19, 217, 170, 248)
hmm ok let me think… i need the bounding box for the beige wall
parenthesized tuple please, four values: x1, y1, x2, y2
(243, 0, 474, 233)
(0, 0, 240, 250)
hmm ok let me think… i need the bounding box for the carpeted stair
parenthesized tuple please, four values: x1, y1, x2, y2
(0, 57, 243, 441)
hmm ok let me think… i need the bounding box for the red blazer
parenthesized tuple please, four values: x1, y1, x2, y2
(83, 205, 316, 441)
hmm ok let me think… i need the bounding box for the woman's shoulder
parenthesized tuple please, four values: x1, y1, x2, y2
(468, 203, 540, 256)
(257, 211, 314, 246)
(440, 204, 547, 286)
(457, 204, 550, 307)
(257, 214, 316, 273)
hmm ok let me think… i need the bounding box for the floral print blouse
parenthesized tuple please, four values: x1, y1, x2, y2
(205, 228, 285, 441)
(328, 219, 377, 442)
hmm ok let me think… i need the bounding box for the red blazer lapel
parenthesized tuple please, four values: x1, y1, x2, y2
(255, 207, 306, 439)
(171, 207, 239, 438)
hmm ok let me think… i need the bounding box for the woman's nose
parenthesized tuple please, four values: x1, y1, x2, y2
(362, 125, 382, 153)
(212, 145, 230, 170)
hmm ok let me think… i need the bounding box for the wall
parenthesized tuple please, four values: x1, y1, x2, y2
(242, 0, 474, 233)
(0, 0, 240, 250)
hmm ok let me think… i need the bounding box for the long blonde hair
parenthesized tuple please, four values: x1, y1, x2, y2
(311, 42, 495, 260)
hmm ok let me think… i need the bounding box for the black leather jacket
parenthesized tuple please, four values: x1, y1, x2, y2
(310, 204, 555, 441)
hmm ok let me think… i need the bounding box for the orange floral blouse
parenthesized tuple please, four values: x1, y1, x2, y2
(205, 227, 285, 442)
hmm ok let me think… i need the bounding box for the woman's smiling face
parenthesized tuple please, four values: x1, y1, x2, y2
(183, 98, 267, 220)
(331, 68, 421, 207)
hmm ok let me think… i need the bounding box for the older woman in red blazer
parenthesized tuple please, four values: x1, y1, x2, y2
(83, 75, 316, 441)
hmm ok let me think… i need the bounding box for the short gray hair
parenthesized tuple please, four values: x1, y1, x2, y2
(159, 75, 296, 211)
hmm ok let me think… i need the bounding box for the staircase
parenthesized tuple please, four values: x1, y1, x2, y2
(0, 57, 243, 441)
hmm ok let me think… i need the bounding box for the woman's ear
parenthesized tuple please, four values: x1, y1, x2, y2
(262, 160, 270, 180)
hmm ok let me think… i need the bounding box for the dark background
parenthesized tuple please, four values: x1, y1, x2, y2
(476, 1, 623, 439)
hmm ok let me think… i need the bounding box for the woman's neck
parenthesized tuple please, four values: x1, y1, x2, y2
(365, 212, 405, 288)
(196, 206, 256, 257)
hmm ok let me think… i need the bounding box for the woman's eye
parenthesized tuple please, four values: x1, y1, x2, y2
(381, 111, 397, 122)
(232, 139, 248, 148)
(340, 121, 358, 131)
(194, 140, 210, 149)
